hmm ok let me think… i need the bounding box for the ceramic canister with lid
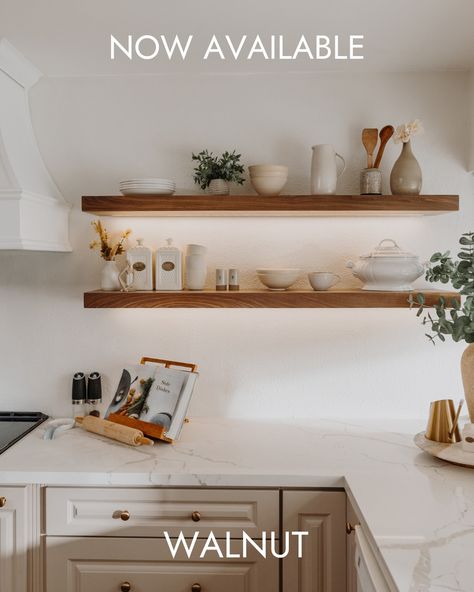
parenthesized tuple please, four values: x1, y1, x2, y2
(155, 238, 183, 291)
(346, 238, 425, 291)
(185, 244, 207, 290)
(126, 238, 153, 290)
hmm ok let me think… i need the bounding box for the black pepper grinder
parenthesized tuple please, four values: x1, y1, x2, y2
(72, 372, 86, 418)
(86, 372, 102, 415)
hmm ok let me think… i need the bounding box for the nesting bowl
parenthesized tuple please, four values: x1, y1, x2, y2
(256, 268, 301, 290)
(249, 165, 288, 196)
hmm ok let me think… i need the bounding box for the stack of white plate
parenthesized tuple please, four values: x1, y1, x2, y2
(119, 178, 176, 196)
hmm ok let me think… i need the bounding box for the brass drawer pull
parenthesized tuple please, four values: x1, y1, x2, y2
(113, 510, 131, 521)
(120, 583, 131, 592)
(191, 584, 201, 592)
(0, 497, 6, 508)
(191, 511, 201, 522)
(346, 522, 357, 535)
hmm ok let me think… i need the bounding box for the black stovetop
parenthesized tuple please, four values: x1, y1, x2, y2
(0, 412, 48, 455)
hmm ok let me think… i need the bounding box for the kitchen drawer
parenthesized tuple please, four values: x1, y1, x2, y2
(45, 536, 278, 592)
(45, 487, 278, 538)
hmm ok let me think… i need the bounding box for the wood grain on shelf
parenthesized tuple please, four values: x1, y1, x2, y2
(81, 194, 459, 217)
(83, 289, 460, 309)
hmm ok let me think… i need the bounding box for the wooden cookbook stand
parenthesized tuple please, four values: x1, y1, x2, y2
(107, 356, 197, 443)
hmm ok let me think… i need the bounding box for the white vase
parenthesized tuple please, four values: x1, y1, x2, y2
(208, 179, 229, 195)
(185, 245, 207, 290)
(101, 260, 121, 291)
(310, 144, 346, 195)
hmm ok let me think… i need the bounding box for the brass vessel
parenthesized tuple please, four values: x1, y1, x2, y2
(425, 399, 461, 443)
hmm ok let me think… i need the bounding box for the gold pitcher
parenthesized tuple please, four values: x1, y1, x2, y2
(425, 399, 461, 443)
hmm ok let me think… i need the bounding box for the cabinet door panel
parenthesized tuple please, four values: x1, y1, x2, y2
(46, 537, 278, 592)
(45, 487, 278, 538)
(0, 486, 28, 592)
(282, 491, 346, 592)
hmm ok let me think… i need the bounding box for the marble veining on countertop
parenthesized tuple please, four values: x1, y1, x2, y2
(1, 416, 474, 592)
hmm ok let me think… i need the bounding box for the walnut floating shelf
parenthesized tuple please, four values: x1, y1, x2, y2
(84, 289, 460, 309)
(81, 194, 459, 217)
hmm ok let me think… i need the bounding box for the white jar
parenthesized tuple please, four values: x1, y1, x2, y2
(126, 238, 153, 291)
(155, 238, 183, 291)
(185, 244, 207, 290)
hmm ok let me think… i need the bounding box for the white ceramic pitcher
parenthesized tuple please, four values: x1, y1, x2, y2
(310, 144, 346, 195)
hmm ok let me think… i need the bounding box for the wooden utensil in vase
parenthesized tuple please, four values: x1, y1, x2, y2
(373, 125, 395, 169)
(362, 128, 378, 168)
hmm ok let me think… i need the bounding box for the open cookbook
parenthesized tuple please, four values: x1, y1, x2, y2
(105, 357, 198, 442)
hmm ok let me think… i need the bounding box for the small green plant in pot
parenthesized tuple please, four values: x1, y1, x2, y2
(416, 232, 474, 421)
(192, 150, 245, 195)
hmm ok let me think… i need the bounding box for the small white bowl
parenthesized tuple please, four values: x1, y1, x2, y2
(308, 271, 341, 291)
(251, 175, 288, 196)
(257, 268, 301, 290)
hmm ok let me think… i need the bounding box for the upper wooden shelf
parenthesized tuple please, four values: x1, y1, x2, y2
(84, 289, 460, 309)
(81, 194, 459, 217)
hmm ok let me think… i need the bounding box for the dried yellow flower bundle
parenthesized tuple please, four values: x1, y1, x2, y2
(89, 220, 131, 261)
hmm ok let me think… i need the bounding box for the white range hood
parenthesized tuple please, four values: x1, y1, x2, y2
(0, 39, 71, 251)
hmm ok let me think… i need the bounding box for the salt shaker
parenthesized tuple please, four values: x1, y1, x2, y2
(216, 269, 228, 291)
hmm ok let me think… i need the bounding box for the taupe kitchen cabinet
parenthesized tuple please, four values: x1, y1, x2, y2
(282, 490, 347, 592)
(0, 485, 34, 592)
(45, 537, 278, 592)
(44, 487, 279, 592)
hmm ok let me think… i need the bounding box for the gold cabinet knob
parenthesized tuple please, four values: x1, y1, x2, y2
(113, 510, 131, 521)
(0, 497, 6, 508)
(120, 583, 131, 592)
(191, 584, 201, 592)
(346, 522, 357, 535)
(191, 511, 201, 522)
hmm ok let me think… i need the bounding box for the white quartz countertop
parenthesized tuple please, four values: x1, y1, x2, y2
(1, 416, 473, 592)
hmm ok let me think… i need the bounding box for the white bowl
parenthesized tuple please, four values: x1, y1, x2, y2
(257, 268, 301, 290)
(251, 175, 288, 196)
(249, 165, 288, 175)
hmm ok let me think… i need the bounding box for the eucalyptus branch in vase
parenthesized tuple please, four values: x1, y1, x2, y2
(416, 232, 474, 421)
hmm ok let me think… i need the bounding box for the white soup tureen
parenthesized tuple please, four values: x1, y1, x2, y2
(346, 239, 425, 291)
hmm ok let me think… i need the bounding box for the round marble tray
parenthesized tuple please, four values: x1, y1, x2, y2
(414, 432, 474, 468)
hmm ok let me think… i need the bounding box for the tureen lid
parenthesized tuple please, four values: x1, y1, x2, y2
(363, 239, 418, 259)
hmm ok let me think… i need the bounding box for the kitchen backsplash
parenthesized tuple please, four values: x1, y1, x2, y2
(0, 69, 472, 420)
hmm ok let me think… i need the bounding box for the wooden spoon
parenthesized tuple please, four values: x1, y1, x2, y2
(373, 125, 395, 169)
(362, 128, 378, 168)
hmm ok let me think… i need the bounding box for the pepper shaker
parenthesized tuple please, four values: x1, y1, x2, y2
(229, 268, 240, 291)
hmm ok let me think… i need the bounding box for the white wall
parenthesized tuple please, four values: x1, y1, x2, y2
(0, 70, 472, 420)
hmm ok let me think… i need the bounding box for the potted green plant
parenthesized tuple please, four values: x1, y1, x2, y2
(192, 150, 245, 195)
(416, 232, 474, 420)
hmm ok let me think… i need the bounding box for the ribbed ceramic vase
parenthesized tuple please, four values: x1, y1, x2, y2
(208, 179, 229, 195)
(390, 140, 422, 195)
(461, 343, 474, 422)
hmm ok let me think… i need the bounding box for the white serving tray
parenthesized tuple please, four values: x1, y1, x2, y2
(414, 431, 474, 468)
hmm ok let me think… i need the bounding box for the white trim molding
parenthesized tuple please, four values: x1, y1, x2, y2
(0, 39, 71, 252)
(470, 69, 474, 174)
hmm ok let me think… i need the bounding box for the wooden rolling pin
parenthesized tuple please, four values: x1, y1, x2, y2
(76, 416, 154, 447)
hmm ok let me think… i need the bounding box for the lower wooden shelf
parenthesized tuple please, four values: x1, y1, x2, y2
(83, 289, 460, 309)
